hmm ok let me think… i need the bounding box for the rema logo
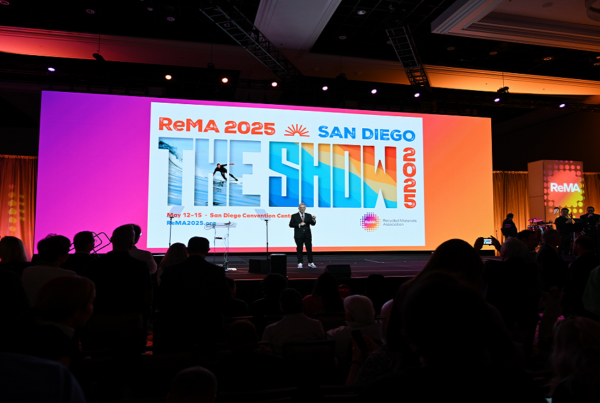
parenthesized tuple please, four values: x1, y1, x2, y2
(360, 213, 380, 232)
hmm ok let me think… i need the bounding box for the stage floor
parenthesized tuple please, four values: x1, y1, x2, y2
(208, 252, 500, 280)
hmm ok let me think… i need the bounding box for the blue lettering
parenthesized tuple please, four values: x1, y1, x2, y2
(344, 127, 356, 139)
(380, 129, 390, 141)
(318, 126, 329, 138)
(404, 130, 416, 142)
(331, 126, 343, 138)
(362, 128, 374, 139)
(391, 130, 402, 141)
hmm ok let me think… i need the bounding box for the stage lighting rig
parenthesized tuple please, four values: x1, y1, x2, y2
(497, 86, 509, 94)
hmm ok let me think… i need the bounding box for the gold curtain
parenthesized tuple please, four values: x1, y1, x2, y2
(493, 171, 530, 240)
(0, 155, 37, 260)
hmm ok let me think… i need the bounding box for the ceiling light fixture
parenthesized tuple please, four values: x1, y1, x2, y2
(494, 98, 501, 103)
(0, 1, 10, 5)
(339, 35, 347, 40)
(497, 86, 509, 94)
(322, 86, 328, 91)
(371, 89, 377, 94)
(147, 7, 153, 11)
(447, 47, 455, 51)
(544, 56, 553, 61)
(414, 92, 420, 98)
(86, 9, 95, 14)
(167, 16, 175, 22)
(221, 77, 229, 83)
(92, 53, 105, 62)
(165, 75, 172, 80)
(47, 67, 55, 72)
(271, 81, 278, 87)
(559, 103, 566, 108)
(386, 40, 392, 45)
(357, 10, 366, 15)
(594, 62, 600, 66)
(489, 51, 497, 55)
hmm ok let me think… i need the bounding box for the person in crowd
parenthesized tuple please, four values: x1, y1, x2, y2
(223, 277, 249, 317)
(83, 224, 152, 349)
(550, 316, 600, 402)
(554, 207, 575, 255)
(157, 242, 188, 285)
(327, 295, 381, 367)
(502, 213, 518, 238)
(158, 237, 231, 345)
(387, 239, 519, 371)
(211, 320, 293, 392)
(61, 231, 97, 275)
(483, 237, 541, 355)
(517, 229, 539, 255)
(365, 274, 388, 315)
(129, 224, 158, 274)
(21, 235, 75, 305)
(7, 275, 95, 373)
(167, 366, 217, 403)
(0, 268, 29, 335)
(473, 235, 502, 253)
(362, 273, 546, 403)
(347, 299, 401, 386)
(536, 229, 569, 349)
(562, 235, 600, 317)
(302, 272, 344, 318)
(0, 236, 31, 276)
(583, 265, 600, 320)
(579, 206, 600, 247)
(0, 352, 87, 403)
(251, 273, 287, 317)
(262, 288, 325, 355)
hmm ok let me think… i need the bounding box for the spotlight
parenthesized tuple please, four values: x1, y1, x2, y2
(414, 92, 420, 98)
(47, 67, 55, 72)
(494, 98, 501, 103)
(221, 77, 229, 83)
(167, 16, 175, 22)
(322, 86, 328, 91)
(544, 56, 553, 61)
(165, 75, 172, 80)
(357, 10, 366, 15)
(92, 53, 105, 62)
(371, 89, 377, 94)
(497, 86, 509, 94)
(559, 103, 566, 108)
(339, 35, 347, 40)
(147, 7, 153, 11)
(271, 81, 278, 87)
(86, 9, 95, 14)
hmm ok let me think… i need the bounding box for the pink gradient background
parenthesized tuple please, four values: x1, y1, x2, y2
(36, 91, 494, 253)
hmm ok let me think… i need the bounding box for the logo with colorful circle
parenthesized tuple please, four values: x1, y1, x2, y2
(360, 213, 380, 232)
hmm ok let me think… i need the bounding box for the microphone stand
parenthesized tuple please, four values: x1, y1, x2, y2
(169, 216, 174, 246)
(265, 218, 269, 261)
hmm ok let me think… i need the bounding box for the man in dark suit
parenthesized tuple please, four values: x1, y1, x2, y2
(289, 203, 317, 269)
(580, 206, 600, 248)
(562, 235, 600, 317)
(158, 237, 231, 345)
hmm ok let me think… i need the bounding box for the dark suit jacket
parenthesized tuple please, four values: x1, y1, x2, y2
(536, 244, 569, 291)
(289, 212, 316, 239)
(158, 255, 231, 329)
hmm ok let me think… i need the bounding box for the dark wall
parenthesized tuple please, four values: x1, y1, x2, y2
(492, 109, 600, 171)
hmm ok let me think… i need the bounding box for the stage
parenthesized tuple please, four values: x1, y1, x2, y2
(202, 252, 500, 280)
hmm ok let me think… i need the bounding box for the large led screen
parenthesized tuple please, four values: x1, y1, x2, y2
(35, 91, 493, 252)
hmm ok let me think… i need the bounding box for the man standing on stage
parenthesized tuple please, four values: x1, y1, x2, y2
(580, 206, 600, 240)
(501, 213, 518, 238)
(554, 208, 575, 255)
(289, 203, 317, 269)
(213, 163, 238, 181)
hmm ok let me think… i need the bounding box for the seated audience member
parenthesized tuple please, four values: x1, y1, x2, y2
(0, 236, 31, 276)
(83, 225, 152, 349)
(517, 229, 539, 255)
(551, 317, 600, 402)
(167, 366, 217, 403)
(157, 242, 188, 285)
(61, 231, 97, 275)
(365, 274, 388, 315)
(211, 320, 293, 392)
(536, 229, 569, 348)
(563, 235, 600, 317)
(158, 237, 231, 345)
(129, 224, 158, 274)
(348, 299, 401, 386)
(251, 273, 287, 317)
(327, 295, 382, 366)
(223, 277, 249, 317)
(302, 272, 344, 318)
(8, 276, 95, 371)
(483, 237, 541, 353)
(583, 266, 600, 320)
(262, 288, 325, 355)
(21, 235, 75, 305)
(0, 268, 29, 335)
(362, 273, 546, 403)
(0, 352, 86, 403)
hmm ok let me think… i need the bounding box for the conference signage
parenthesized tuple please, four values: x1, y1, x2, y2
(148, 102, 425, 249)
